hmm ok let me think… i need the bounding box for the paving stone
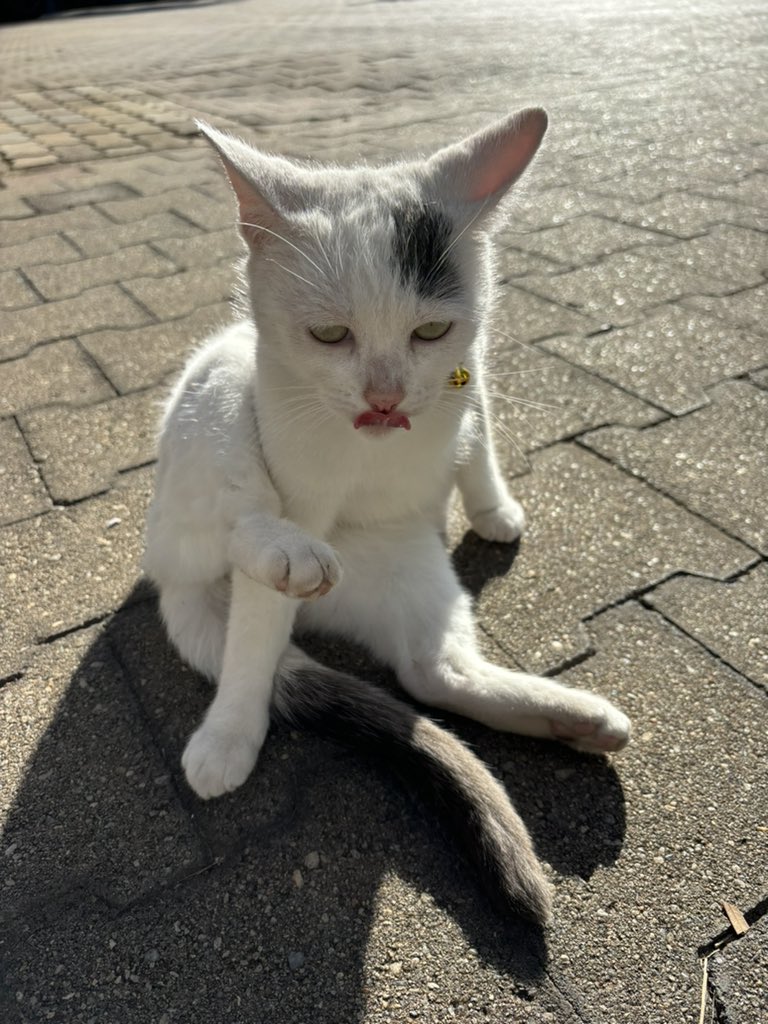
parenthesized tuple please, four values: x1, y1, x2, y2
(709, 917, 767, 1024)
(458, 445, 752, 673)
(0, 233, 80, 273)
(24, 244, 177, 301)
(524, 250, 729, 327)
(656, 225, 768, 291)
(481, 345, 660, 468)
(495, 244, 563, 279)
(0, 338, 113, 417)
(1, 285, 151, 361)
(0, 418, 51, 525)
(696, 173, 768, 210)
(504, 214, 673, 266)
(26, 183, 138, 213)
(0, 466, 152, 676)
(682, 284, 768, 336)
(583, 381, 768, 553)
(0, 269, 38, 310)
(21, 390, 158, 502)
(542, 305, 768, 415)
(549, 603, 768, 1023)
(646, 565, 768, 689)
(494, 283, 599, 344)
(123, 264, 236, 319)
(79, 302, 232, 393)
(153, 227, 243, 269)
(0, 626, 204, 915)
(98, 187, 230, 231)
(0, 194, 34, 219)
(0, 205, 113, 247)
(63, 210, 197, 257)
(749, 367, 768, 390)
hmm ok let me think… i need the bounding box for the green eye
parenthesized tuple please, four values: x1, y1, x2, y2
(413, 321, 452, 341)
(309, 325, 349, 344)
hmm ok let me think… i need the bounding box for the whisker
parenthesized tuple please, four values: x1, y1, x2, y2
(264, 258, 322, 292)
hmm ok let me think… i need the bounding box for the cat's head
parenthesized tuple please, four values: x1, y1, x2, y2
(200, 111, 547, 435)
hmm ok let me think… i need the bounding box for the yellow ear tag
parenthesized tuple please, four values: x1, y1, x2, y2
(448, 365, 471, 388)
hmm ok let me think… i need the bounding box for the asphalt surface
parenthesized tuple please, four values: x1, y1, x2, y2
(1, 1, 766, 1021)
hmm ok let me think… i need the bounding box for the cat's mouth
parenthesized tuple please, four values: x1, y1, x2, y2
(354, 410, 412, 431)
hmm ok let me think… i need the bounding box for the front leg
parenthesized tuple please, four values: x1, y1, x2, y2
(182, 567, 297, 799)
(457, 387, 525, 542)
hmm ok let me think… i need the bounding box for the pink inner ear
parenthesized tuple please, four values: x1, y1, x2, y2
(466, 108, 548, 203)
(222, 159, 281, 248)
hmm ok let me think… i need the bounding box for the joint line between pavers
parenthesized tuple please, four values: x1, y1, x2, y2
(116, 280, 160, 325)
(12, 412, 55, 506)
(74, 336, 120, 397)
(573, 438, 765, 558)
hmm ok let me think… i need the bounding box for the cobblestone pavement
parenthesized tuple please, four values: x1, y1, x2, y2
(1, 1, 766, 1021)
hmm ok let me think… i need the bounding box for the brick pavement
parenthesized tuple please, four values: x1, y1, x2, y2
(1, 1, 766, 1021)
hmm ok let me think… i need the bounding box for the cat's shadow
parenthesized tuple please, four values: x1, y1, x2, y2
(1, 538, 626, 1021)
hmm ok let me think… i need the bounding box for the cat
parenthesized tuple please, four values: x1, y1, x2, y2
(143, 109, 631, 925)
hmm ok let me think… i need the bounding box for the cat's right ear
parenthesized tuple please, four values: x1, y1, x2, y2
(196, 121, 288, 249)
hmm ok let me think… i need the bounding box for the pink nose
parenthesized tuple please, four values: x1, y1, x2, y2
(364, 389, 404, 414)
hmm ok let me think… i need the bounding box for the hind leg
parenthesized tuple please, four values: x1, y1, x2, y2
(299, 523, 630, 752)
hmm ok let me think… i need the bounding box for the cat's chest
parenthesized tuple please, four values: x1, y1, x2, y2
(268, 419, 456, 531)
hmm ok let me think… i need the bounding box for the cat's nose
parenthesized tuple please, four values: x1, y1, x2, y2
(364, 389, 405, 414)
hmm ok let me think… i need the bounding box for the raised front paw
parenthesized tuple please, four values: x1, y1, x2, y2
(471, 496, 526, 543)
(262, 536, 342, 599)
(182, 721, 265, 799)
(548, 691, 631, 754)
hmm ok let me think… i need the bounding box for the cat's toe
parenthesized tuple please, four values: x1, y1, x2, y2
(182, 724, 262, 799)
(278, 541, 342, 599)
(549, 700, 631, 754)
(471, 499, 526, 543)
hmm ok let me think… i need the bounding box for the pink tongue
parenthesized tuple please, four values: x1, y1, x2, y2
(354, 410, 411, 430)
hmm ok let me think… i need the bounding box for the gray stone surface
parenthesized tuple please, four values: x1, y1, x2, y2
(542, 305, 768, 415)
(647, 565, 768, 689)
(0, 418, 51, 526)
(0, 338, 114, 417)
(19, 389, 158, 502)
(465, 445, 752, 672)
(1, 0, 766, 1020)
(583, 381, 768, 553)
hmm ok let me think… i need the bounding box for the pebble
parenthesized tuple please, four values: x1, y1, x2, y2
(288, 951, 305, 970)
(304, 851, 320, 870)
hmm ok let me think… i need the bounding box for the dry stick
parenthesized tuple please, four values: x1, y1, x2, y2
(697, 953, 711, 1024)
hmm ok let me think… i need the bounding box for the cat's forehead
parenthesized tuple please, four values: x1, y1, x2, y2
(302, 173, 463, 309)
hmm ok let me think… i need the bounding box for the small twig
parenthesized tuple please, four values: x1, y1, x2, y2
(698, 953, 711, 1024)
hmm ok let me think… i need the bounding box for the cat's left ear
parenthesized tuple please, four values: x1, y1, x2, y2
(426, 108, 548, 209)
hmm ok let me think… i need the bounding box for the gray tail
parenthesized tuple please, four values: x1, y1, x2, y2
(273, 646, 552, 925)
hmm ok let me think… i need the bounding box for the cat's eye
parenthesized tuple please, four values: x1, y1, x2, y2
(413, 321, 452, 341)
(309, 325, 349, 344)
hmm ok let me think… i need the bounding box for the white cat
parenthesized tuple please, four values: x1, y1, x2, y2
(144, 110, 630, 924)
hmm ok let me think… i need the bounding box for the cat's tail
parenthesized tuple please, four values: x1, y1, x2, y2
(273, 644, 553, 926)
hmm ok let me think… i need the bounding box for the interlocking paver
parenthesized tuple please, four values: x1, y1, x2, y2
(1, 284, 151, 361)
(79, 302, 232, 393)
(682, 284, 768, 335)
(24, 244, 176, 300)
(0, 626, 204, 914)
(0, 232, 80, 272)
(0, 418, 50, 525)
(646, 565, 768, 688)
(543, 305, 768, 415)
(97, 186, 230, 230)
(504, 214, 673, 266)
(0, 338, 113, 417)
(26, 182, 137, 213)
(551, 602, 768, 1023)
(0, 204, 113, 246)
(0, 467, 151, 677)
(62, 210, 197, 257)
(20, 389, 158, 502)
(123, 264, 235, 319)
(464, 445, 753, 673)
(0, 268, 38, 309)
(583, 380, 768, 553)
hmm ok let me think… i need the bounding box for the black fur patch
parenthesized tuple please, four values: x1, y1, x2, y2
(390, 202, 461, 300)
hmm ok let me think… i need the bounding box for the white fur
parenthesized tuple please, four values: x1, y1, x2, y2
(144, 112, 630, 799)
